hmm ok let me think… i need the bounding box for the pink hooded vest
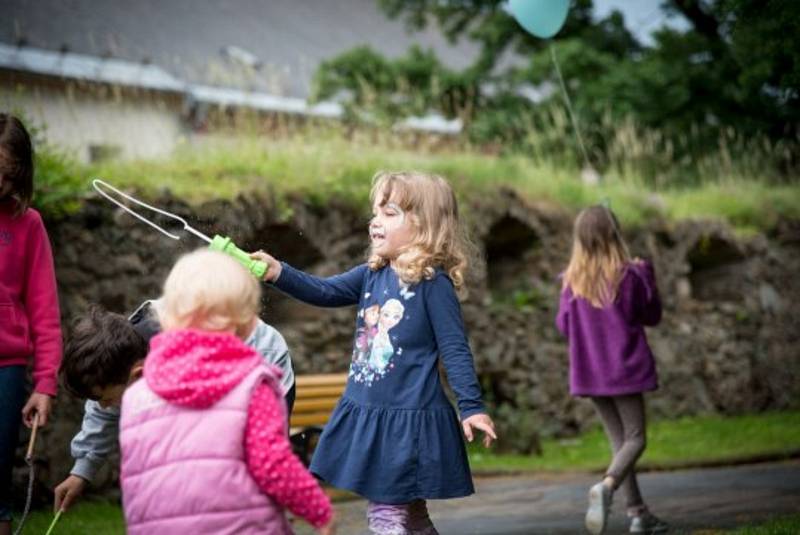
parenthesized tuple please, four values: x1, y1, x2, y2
(120, 330, 292, 534)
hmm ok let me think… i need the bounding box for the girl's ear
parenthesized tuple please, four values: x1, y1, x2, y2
(128, 360, 145, 384)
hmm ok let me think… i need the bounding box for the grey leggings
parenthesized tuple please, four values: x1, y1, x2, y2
(591, 394, 647, 511)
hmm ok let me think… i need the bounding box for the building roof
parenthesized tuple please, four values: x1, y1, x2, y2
(1, 41, 463, 132)
(187, 84, 342, 118)
(2, 0, 479, 99)
(0, 43, 185, 92)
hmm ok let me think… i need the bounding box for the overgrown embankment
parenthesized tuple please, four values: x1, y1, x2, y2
(36, 135, 800, 232)
(15, 175, 800, 502)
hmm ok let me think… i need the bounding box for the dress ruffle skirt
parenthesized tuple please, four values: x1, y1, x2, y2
(309, 397, 475, 504)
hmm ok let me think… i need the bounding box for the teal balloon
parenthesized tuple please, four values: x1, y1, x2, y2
(508, 0, 570, 39)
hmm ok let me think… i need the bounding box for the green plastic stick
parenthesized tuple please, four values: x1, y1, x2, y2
(44, 510, 62, 535)
(208, 235, 268, 279)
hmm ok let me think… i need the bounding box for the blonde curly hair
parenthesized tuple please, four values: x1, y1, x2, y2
(367, 171, 476, 294)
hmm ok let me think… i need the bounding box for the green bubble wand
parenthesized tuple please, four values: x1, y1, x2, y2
(43, 510, 62, 535)
(92, 180, 267, 278)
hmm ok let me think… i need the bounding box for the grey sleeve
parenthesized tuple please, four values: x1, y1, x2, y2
(272, 335, 295, 394)
(69, 400, 121, 483)
(247, 320, 295, 393)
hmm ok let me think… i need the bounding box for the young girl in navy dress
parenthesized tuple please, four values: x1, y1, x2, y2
(252, 171, 497, 535)
(556, 205, 668, 535)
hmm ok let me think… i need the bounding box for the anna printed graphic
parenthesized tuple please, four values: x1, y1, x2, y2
(353, 304, 380, 364)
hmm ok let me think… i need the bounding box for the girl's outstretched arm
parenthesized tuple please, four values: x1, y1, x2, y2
(251, 251, 366, 307)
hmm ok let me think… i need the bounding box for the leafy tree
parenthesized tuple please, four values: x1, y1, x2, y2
(312, 0, 799, 178)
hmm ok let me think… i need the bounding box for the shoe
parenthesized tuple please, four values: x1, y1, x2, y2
(629, 511, 669, 533)
(585, 482, 612, 534)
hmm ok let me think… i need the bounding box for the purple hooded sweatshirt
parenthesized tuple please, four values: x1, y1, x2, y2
(556, 260, 661, 397)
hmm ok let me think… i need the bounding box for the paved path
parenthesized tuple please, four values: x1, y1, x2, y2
(295, 461, 800, 534)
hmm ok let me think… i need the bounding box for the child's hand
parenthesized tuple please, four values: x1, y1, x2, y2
(54, 474, 87, 512)
(249, 250, 282, 282)
(22, 392, 52, 427)
(317, 513, 336, 535)
(462, 413, 498, 448)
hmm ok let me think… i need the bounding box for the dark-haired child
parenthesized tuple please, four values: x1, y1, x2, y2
(53, 301, 296, 513)
(0, 114, 62, 535)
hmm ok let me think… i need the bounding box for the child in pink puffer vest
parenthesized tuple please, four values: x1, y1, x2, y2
(119, 249, 335, 535)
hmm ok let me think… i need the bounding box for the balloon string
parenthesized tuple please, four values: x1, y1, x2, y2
(550, 42, 591, 169)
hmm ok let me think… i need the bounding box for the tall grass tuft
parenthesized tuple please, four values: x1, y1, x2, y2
(26, 113, 800, 230)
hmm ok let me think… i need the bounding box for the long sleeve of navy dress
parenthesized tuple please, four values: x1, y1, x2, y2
(273, 262, 485, 503)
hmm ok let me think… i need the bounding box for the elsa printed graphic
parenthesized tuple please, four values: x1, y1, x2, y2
(350, 299, 405, 385)
(368, 299, 404, 372)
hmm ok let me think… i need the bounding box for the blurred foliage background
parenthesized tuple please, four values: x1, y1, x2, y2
(312, 0, 799, 186)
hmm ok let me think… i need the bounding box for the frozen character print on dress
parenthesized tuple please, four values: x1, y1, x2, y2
(350, 298, 406, 386)
(368, 299, 404, 372)
(352, 304, 380, 365)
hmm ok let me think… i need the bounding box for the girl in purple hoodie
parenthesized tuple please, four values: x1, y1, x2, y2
(556, 205, 668, 535)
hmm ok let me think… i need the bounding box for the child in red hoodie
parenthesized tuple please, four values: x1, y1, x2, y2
(120, 249, 334, 534)
(0, 114, 62, 535)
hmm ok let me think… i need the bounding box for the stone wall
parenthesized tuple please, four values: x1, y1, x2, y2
(12, 188, 800, 502)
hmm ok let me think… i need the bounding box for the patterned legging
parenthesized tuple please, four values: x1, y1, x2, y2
(367, 500, 439, 535)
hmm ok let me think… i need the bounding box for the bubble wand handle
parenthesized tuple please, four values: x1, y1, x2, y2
(209, 235, 267, 279)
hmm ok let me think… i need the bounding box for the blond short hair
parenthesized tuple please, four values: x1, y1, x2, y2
(159, 249, 261, 334)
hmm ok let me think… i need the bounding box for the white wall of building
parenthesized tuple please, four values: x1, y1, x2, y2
(0, 81, 186, 162)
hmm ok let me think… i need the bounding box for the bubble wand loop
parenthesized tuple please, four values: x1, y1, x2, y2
(91, 180, 267, 278)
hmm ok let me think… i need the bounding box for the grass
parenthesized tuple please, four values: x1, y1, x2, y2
(13, 411, 800, 534)
(35, 132, 800, 231)
(467, 410, 800, 473)
(20, 505, 800, 535)
(692, 514, 800, 534)
(725, 514, 800, 534)
(18, 501, 124, 535)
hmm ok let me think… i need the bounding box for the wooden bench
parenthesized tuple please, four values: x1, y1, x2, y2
(289, 373, 348, 465)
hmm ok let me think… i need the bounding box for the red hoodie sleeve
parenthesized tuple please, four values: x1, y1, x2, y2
(244, 382, 332, 528)
(25, 212, 62, 395)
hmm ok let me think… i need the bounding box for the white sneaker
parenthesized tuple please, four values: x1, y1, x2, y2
(629, 512, 669, 533)
(585, 482, 613, 534)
